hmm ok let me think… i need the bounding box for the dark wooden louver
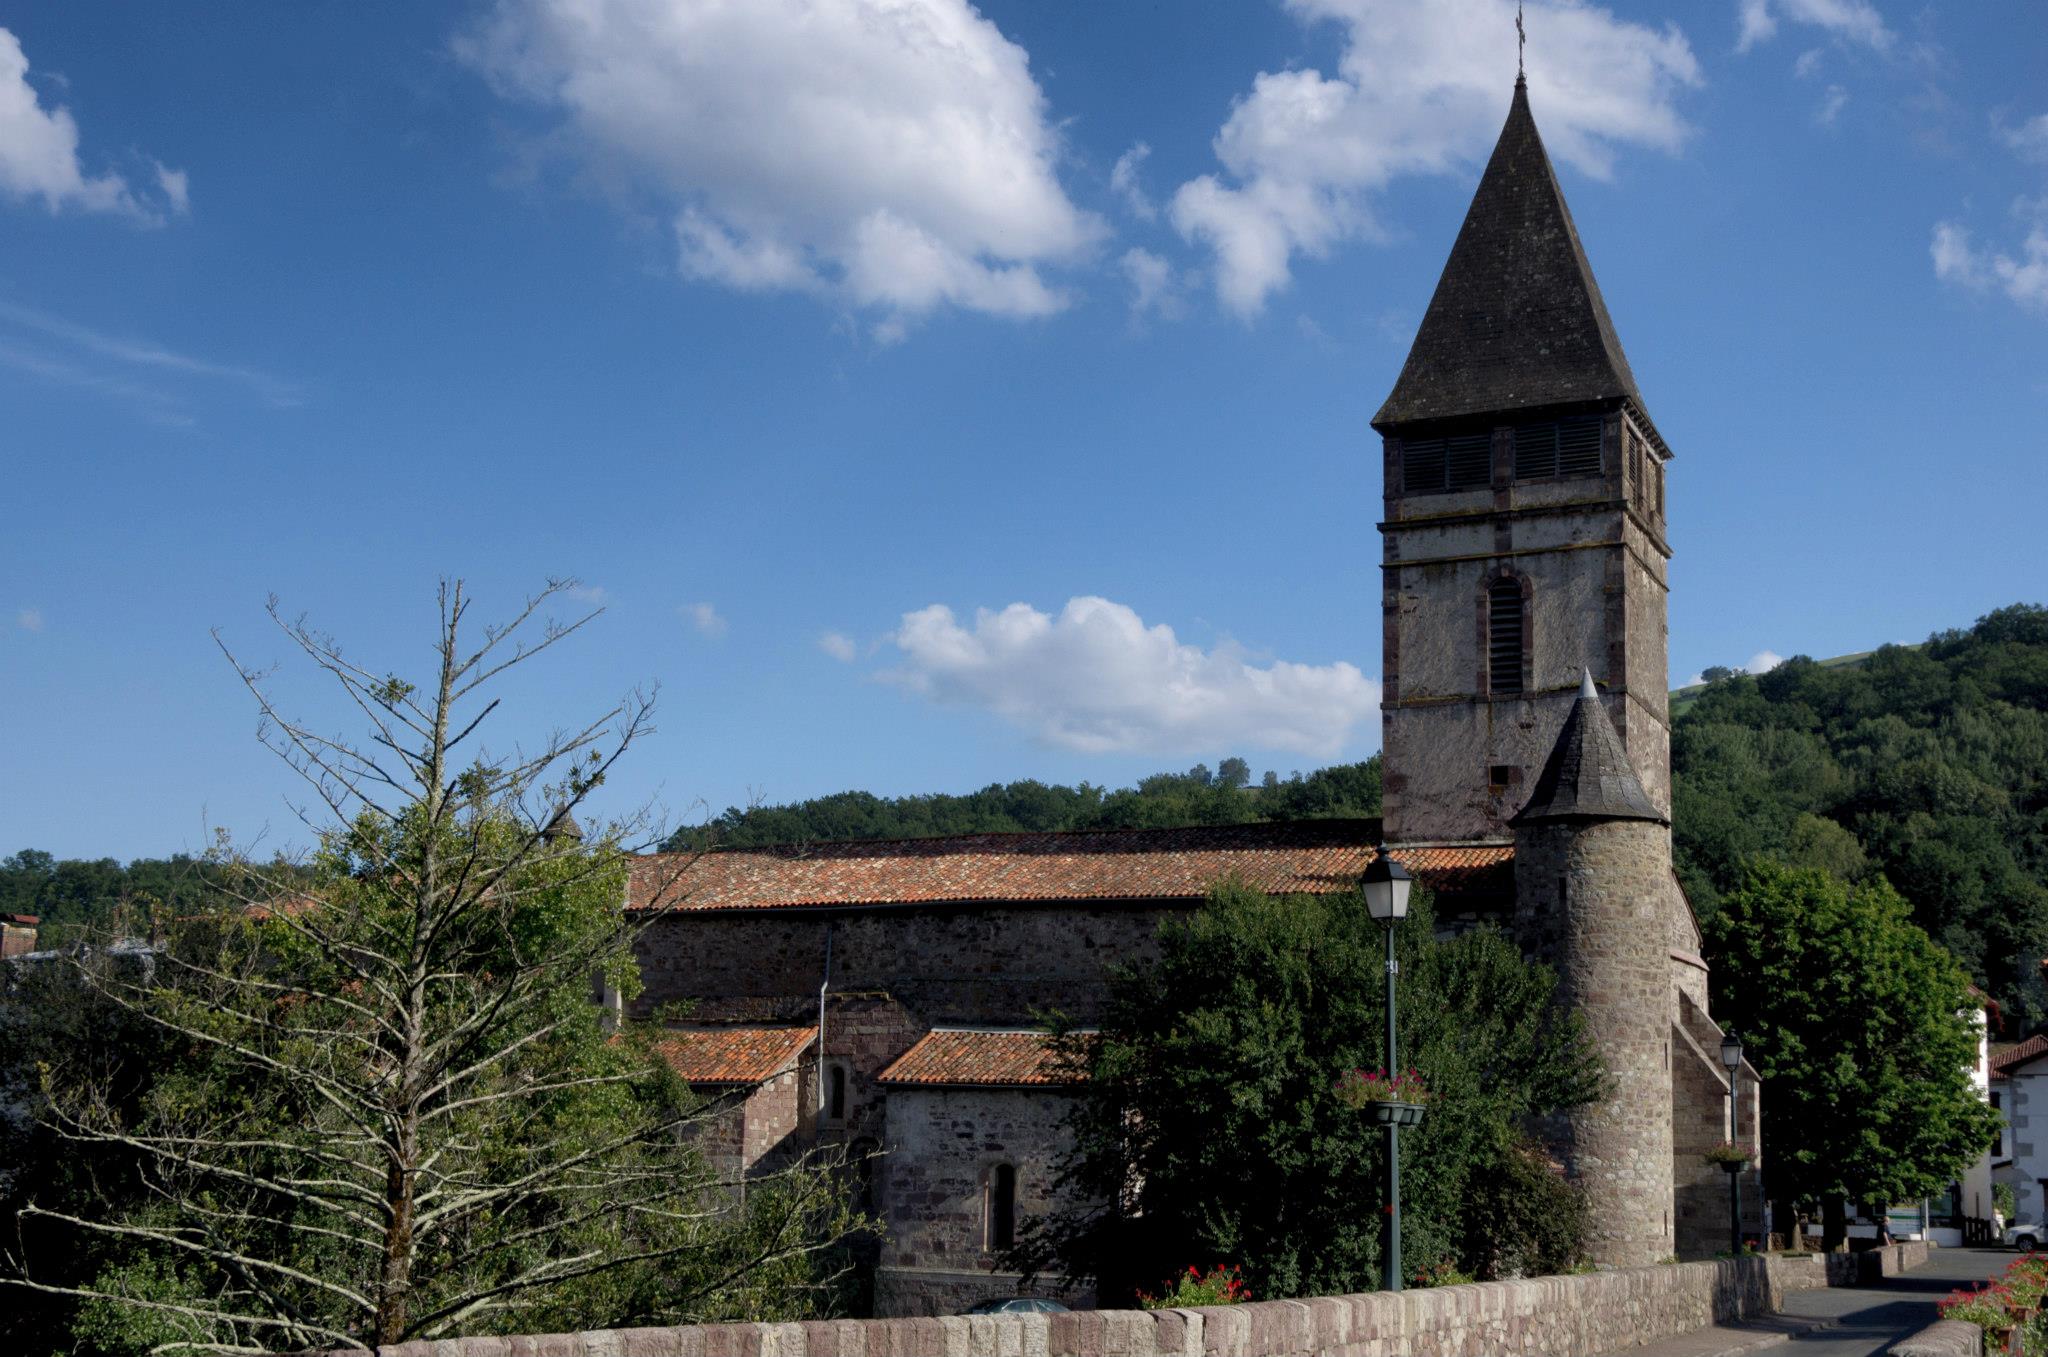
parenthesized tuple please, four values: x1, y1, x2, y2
(1403, 430, 1492, 493)
(1513, 415, 1602, 481)
(1488, 578, 1524, 694)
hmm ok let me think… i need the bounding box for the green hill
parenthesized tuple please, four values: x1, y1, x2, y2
(1671, 605, 2048, 1026)
(1670, 648, 1898, 718)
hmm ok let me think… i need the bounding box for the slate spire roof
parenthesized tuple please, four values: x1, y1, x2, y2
(1512, 671, 1667, 825)
(1374, 78, 1647, 431)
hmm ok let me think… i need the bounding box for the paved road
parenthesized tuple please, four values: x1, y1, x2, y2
(1768, 1246, 2011, 1357)
(1609, 1248, 2012, 1357)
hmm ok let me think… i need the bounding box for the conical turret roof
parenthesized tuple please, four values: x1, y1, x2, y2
(1374, 79, 1645, 430)
(1512, 672, 1666, 825)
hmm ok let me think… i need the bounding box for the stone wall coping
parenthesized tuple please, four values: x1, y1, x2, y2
(1888, 1317, 1984, 1357)
(320, 1242, 1937, 1357)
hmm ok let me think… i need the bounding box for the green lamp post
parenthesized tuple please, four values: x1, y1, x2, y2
(1363, 844, 1414, 1291)
(1720, 1028, 1745, 1256)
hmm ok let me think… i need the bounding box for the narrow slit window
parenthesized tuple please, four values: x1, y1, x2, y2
(1488, 578, 1525, 695)
(987, 1164, 1017, 1250)
(827, 1065, 847, 1123)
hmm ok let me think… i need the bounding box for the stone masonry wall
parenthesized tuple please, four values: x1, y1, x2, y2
(339, 1242, 1935, 1357)
(1380, 405, 1673, 845)
(635, 906, 1171, 1028)
(743, 1069, 805, 1176)
(1515, 818, 1674, 1266)
(877, 1086, 1086, 1316)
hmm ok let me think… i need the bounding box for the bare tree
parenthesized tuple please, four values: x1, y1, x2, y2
(3, 581, 863, 1354)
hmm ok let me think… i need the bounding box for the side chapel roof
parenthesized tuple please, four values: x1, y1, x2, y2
(877, 1029, 1094, 1088)
(1374, 78, 1649, 432)
(647, 1025, 817, 1086)
(1513, 672, 1667, 826)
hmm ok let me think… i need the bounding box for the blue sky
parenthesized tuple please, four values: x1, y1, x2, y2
(1, 0, 2043, 862)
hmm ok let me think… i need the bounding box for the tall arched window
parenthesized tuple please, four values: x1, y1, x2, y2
(1488, 577, 1525, 695)
(986, 1164, 1017, 1250)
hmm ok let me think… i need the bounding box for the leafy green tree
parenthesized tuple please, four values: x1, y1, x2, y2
(3, 583, 865, 1353)
(1705, 860, 2000, 1248)
(1674, 603, 2048, 1024)
(1015, 881, 1602, 1301)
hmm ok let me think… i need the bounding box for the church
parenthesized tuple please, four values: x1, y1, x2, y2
(623, 76, 1760, 1315)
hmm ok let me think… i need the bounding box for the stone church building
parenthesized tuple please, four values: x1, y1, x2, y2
(624, 77, 1760, 1314)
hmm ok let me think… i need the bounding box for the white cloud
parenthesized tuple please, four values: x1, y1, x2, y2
(0, 28, 182, 221)
(819, 631, 858, 663)
(459, 0, 1099, 338)
(153, 160, 189, 215)
(1745, 650, 1785, 674)
(1932, 221, 1987, 288)
(564, 584, 608, 605)
(1120, 247, 1182, 320)
(1735, 0, 1891, 54)
(1792, 47, 1825, 79)
(1816, 85, 1849, 126)
(681, 602, 727, 638)
(1933, 217, 2048, 313)
(2002, 113, 2048, 164)
(1110, 142, 1157, 220)
(882, 596, 1379, 757)
(0, 300, 297, 406)
(16, 606, 42, 632)
(1169, 0, 1701, 317)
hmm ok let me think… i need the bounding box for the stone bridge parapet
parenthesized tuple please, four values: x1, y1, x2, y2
(332, 1243, 1932, 1357)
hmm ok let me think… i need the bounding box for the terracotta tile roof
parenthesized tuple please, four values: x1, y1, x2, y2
(1993, 1034, 2048, 1075)
(629, 820, 1512, 914)
(649, 1025, 816, 1086)
(877, 1029, 1094, 1088)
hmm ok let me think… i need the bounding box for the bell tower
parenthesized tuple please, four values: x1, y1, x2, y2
(1374, 76, 1673, 846)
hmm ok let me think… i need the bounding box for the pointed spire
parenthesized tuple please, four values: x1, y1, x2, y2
(1512, 672, 1667, 825)
(1373, 80, 1647, 430)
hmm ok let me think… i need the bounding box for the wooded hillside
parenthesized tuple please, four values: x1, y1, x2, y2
(1673, 603, 2048, 1025)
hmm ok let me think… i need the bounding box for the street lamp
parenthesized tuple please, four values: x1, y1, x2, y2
(1362, 844, 1413, 1291)
(1721, 1029, 1745, 1257)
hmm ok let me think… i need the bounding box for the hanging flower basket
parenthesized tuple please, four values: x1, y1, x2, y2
(1370, 1100, 1427, 1128)
(1703, 1141, 1751, 1172)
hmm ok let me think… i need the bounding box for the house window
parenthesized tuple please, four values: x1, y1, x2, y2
(1488, 764, 1516, 793)
(826, 1064, 848, 1124)
(1513, 416, 1602, 481)
(986, 1163, 1018, 1250)
(1402, 430, 1492, 493)
(1487, 578, 1525, 695)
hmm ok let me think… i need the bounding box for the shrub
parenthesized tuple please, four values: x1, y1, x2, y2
(1139, 1265, 1250, 1309)
(1335, 1068, 1431, 1106)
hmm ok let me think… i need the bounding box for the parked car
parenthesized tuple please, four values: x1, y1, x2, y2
(2007, 1220, 2044, 1251)
(962, 1297, 1071, 1315)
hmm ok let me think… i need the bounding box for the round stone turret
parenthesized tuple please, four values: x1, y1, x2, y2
(1512, 671, 1674, 1267)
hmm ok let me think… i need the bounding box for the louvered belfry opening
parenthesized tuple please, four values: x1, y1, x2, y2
(1513, 414, 1603, 481)
(1489, 577, 1525, 695)
(1403, 428, 1492, 493)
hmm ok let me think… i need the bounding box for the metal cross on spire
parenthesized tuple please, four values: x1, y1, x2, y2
(1516, 1, 1526, 83)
